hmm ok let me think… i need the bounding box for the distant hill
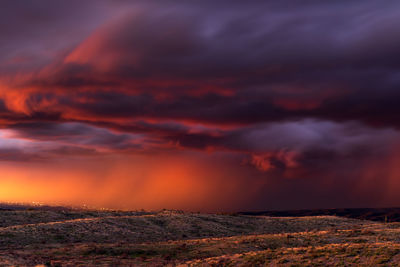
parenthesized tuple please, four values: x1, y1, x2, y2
(238, 207, 400, 222)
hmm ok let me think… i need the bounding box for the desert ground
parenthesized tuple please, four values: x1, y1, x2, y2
(0, 204, 399, 266)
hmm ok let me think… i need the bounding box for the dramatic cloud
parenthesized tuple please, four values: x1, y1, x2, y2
(0, 0, 400, 210)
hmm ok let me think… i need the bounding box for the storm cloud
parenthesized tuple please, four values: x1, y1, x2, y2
(0, 0, 400, 210)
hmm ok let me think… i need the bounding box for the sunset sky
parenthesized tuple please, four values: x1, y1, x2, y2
(1, 1, 400, 211)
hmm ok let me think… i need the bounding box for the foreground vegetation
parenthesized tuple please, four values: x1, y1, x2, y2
(0, 205, 398, 266)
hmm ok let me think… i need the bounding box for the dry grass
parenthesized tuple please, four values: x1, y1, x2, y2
(0, 208, 398, 266)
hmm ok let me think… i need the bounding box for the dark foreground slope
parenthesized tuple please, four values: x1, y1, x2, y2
(0, 204, 398, 266)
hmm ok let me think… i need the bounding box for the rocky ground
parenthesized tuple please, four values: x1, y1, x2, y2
(0, 205, 398, 266)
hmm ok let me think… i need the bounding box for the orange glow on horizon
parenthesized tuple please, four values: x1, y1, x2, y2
(0, 153, 260, 211)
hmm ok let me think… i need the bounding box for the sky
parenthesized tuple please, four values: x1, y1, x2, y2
(1, 0, 400, 211)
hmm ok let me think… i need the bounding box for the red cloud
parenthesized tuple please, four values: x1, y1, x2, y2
(248, 150, 299, 172)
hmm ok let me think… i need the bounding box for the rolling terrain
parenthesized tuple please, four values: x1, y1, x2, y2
(239, 208, 400, 223)
(0, 204, 398, 266)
